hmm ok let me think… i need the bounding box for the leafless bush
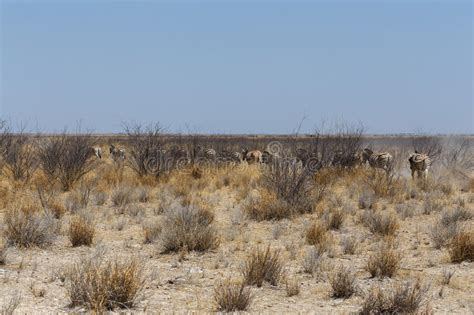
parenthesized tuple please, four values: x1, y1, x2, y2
(136, 187, 151, 203)
(65, 257, 144, 311)
(361, 210, 399, 236)
(448, 230, 474, 263)
(441, 208, 473, 226)
(262, 158, 315, 216)
(395, 203, 416, 220)
(442, 137, 473, 174)
(0, 291, 21, 315)
(38, 131, 98, 191)
(412, 135, 442, 162)
(366, 242, 401, 278)
(123, 122, 166, 177)
(3, 204, 57, 248)
(359, 279, 430, 315)
(214, 279, 253, 312)
(0, 124, 38, 184)
(68, 214, 95, 247)
(142, 220, 161, 244)
(423, 197, 444, 215)
(160, 204, 219, 253)
(330, 265, 357, 299)
(341, 236, 358, 255)
(364, 168, 403, 199)
(242, 246, 283, 287)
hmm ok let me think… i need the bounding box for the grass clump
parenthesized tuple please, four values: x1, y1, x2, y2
(68, 215, 95, 247)
(330, 265, 357, 299)
(160, 204, 219, 253)
(361, 210, 399, 236)
(448, 230, 474, 263)
(366, 242, 401, 278)
(65, 257, 144, 311)
(242, 246, 283, 287)
(214, 279, 253, 312)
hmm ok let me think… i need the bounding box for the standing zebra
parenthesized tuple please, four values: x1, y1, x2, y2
(362, 148, 393, 171)
(408, 151, 431, 180)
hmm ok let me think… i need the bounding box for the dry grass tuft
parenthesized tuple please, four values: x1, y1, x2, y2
(330, 265, 357, 299)
(300, 247, 324, 275)
(65, 256, 144, 311)
(160, 204, 219, 253)
(285, 276, 300, 297)
(341, 236, 358, 255)
(366, 242, 401, 278)
(448, 230, 474, 263)
(68, 215, 95, 247)
(142, 220, 161, 244)
(323, 207, 346, 230)
(244, 189, 297, 221)
(3, 203, 56, 248)
(359, 279, 430, 315)
(242, 246, 283, 287)
(361, 210, 399, 236)
(214, 279, 252, 312)
(305, 221, 331, 254)
(111, 186, 135, 209)
(0, 291, 21, 315)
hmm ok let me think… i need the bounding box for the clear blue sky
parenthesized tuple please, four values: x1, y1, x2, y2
(1, 1, 472, 134)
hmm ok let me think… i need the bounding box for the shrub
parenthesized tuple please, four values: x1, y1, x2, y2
(136, 187, 151, 203)
(285, 276, 300, 297)
(68, 215, 95, 247)
(323, 207, 345, 230)
(244, 190, 295, 221)
(47, 200, 66, 219)
(359, 279, 430, 315)
(94, 191, 108, 206)
(38, 132, 98, 191)
(300, 247, 323, 275)
(305, 221, 331, 254)
(430, 220, 459, 249)
(423, 198, 444, 215)
(142, 221, 161, 244)
(358, 190, 376, 209)
(341, 236, 358, 255)
(160, 204, 219, 253)
(242, 246, 283, 287)
(330, 266, 357, 299)
(441, 208, 473, 226)
(0, 243, 6, 265)
(366, 243, 401, 278)
(395, 203, 415, 220)
(65, 257, 144, 311)
(111, 186, 135, 209)
(214, 279, 252, 312)
(448, 230, 474, 263)
(3, 204, 56, 248)
(361, 210, 399, 236)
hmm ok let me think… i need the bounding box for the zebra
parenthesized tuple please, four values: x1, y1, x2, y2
(242, 147, 263, 164)
(195, 145, 217, 161)
(92, 147, 102, 159)
(408, 151, 431, 180)
(362, 148, 393, 171)
(109, 144, 126, 162)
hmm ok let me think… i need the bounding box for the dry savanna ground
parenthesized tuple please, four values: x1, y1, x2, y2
(0, 134, 473, 314)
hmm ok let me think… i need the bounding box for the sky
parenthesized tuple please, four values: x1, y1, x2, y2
(0, 1, 472, 134)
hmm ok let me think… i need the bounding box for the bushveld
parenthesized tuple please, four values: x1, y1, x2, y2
(0, 123, 472, 313)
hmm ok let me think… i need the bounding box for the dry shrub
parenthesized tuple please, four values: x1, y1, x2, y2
(361, 210, 399, 236)
(136, 187, 151, 203)
(0, 291, 21, 315)
(366, 242, 401, 278)
(111, 186, 135, 209)
(3, 203, 56, 248)
(448, 230, 474, 263)
(423, 197, 444, 215)
(38, 132, 98, 191)
(142, 220, 161, 244)
(323, 207, 345, 230)
(94, 191, 108, 206)
(244, 189, 295, 221)
(65, 257, 144, 311)
(330, 265, 357, 299)
(341, 236, 358, 255)
(395, 203, 416, 220)
(242, 246, 283, 287)
(300, 247, 324, 275)
(364, 169, 403, 200)
(358, 190, 376, 209)
(441, 208, 473, 226)
(285, 276, 300, 297)
(0, 243, 6, 265)
(214, 279, 252, 312)
(46, 200, 66, 219)
(160, 204, 219, 253)
(430, 221, 458, 249)
(305, 221, 331, 254)
(68, 215, 95, 247)
(359, 279, 430, 315)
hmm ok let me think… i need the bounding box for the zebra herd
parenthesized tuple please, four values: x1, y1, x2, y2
(92, 144, 431, 180)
